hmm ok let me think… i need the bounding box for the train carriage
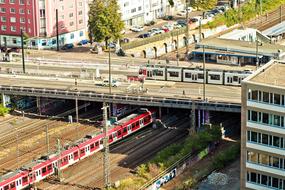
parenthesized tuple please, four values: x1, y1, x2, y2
(166, 68, 182, 82)
(183, 69, 205, 83)
(0, 108, 156, 190)
(139, 66, 166, 80)
(224, 71, 252, 86)
(207, 70, 224, 85)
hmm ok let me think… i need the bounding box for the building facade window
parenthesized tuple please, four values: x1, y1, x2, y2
(19, 0, 24, 5)
(20, 17, 25, 23)
(247, 171, 285, 189)
(1, 16, 6, 22)
(248, 89, 285, 106)
(9, 0, 15, 3)
(10, 8, 15, 13)
(247, 130, 284, 149)
(0, 7, 6, 13)
(10, 26, 16, 32)
(0, 0, 5, 4)
(1, 25, 7, 31)
(19, 8, 24, 14)
(10, 17, 16, 23)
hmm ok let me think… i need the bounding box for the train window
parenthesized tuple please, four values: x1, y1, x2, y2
(74, 151, 78, 158)
(185, 73, 192, 78)
(128, 125, 131, 130)
(100, 139, 103, 144)
(144, 116, 151, 123)
(80, 149, 85, 154)
(155, 70, 164, 76)
(123, 127, 127, 133)
(48, 164, 52, 171)
(198, 74, 204, 79)
(209, 74, 220, 80)
(132, 123, 136, 129)
(136, 121, 139, 127)
(117, 130, 121, 136)
(95, 141, 99, 146)
(22, 176, 28, 183)
(91, 144, 94, 149)
(10, 182, 15, 188)
(19, 179, 21, 185)
(168, 71, 179, 77)
(233, 76, 238, 82)
(109, 135, 112, 140)
(113, 133, 117, 138)
(16, 181, 18, 186)
(4, 185, 8, 190)
(42, 167, 47, 174)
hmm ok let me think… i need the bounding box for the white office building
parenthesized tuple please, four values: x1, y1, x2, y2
(241, 60, 285, 189)
(118, 0, 177, 26)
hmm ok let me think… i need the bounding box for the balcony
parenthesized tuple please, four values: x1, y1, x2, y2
(246, 142, 285, 156)
(246, 182, 274, 190)
(247, 121, 285, 135)
(246, 162, 285, 177)
(247, 100, 285, 113)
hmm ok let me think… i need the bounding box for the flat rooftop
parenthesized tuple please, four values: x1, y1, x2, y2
(197, 38, 285, 57)
(246, 60, 285, 88)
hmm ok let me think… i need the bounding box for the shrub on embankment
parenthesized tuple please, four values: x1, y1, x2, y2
(0, 104, 9, 116)
(137, 125, 222, 179)
(204, 0, 285, 29)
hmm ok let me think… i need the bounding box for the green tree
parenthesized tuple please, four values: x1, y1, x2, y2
(191, 0, 217, 10)
(88, 0, 124, 46)
(168, 0, 174, 7)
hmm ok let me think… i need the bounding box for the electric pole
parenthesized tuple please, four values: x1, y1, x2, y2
(57, 138, 62, 182)
(102, 102, 110, 189)
(46, 125, 50, 154)
(56, 9, 59, 51)
(203, 45, 206, 101)
(185, 0, 189, 54)
(21, 29, 25, 73)
(190, 101, 196, 134)
(176, 33, 179, 66)
(108, 39, 112, 94)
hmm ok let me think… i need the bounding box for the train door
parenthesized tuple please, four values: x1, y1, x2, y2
(122, 127, 128, 136)
(80, 148, 85, 158)
(22, 176, 28, 187)
(147, 70, 153, 78)
(117, 129, 122, 139)
(73, 151, 79, 160)
(127, 124, 132, 134)
(227, 76, 233, 84)
(192, 74, 197, 81)
(139, 119, 144, 127)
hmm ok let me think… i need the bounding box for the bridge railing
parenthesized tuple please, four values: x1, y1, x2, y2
(0, 85, 241, 112)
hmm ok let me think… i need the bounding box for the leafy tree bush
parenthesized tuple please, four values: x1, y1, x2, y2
(204, 0, 285, 28)
(212, 143, 240, 170)
(0, 104, 9, 116)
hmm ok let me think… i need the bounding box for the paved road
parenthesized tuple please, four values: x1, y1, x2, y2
(0, 74, 241, 103)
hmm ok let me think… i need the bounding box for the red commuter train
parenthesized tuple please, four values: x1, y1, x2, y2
(0, 108, 156, 190)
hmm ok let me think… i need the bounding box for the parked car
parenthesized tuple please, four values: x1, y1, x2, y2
(149, 28, 165, 36)
(77, 39, 89, 45)
(0, 47, 7, 52)
(120, 38, 130, 44)
(176, 19, 187, 26)
(162, 28, 170, 33)
(190, 16, 202, 23)
(177, 10, 187, 16)
(61, 43, 74, 50)
(130, 25, 144, 32)
(102, 79, 121, 87)
(138, 33, 151, 38)
(173, 23, 183, 29)
(163, 15, 174, 20)
(7, 47, 20, 53)
(145, 21, 156, 26)
(108, 42, 116, 49)
(162, 24, 174, 31)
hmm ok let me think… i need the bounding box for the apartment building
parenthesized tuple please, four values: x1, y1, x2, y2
(241, 60, 285, 189)
(0, 0, 89, 49)
(118, 0, 174, 27)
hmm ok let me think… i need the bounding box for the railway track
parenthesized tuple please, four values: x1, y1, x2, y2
(39, 114, 189, 189)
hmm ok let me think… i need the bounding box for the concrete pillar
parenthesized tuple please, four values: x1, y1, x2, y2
(198, 109, 201, 130)
(36, 97, 41, 115)
(205, 110, 210, 124)
(158, 107, 162, 119)
(1, 93, 6, 107)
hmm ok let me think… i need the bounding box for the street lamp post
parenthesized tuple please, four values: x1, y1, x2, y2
(108, 39, 111, 94)
(185, 0, 189, 54)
